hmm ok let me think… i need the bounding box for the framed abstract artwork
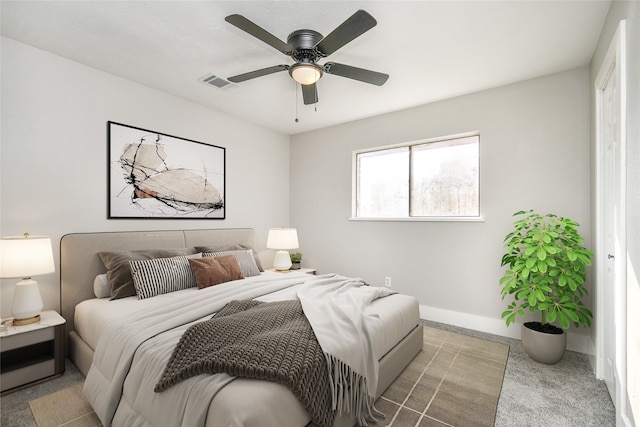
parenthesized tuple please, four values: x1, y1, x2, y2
(108, 121, 225, 219)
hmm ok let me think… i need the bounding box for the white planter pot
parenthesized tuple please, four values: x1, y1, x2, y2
(521, 322, 567, 365)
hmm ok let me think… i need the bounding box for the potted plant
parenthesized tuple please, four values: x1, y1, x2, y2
(499, 210, 593, 364)
(290, 252, 302, 270)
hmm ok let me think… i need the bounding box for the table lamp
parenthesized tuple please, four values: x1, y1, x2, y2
(266, 228, 299, 271)
(0, 233, 55, 325)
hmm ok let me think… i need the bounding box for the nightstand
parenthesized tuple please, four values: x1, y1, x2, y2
(0, 310, 66, 394)
(269, 268, 316, 275)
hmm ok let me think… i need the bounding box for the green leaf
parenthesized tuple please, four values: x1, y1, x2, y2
(564, 309, 579, 323)
(499, 274, 512, 285)
(558, 311, 570, 329)
(517, 289, 530, 299)
(558, 275, 567, 287)
(537, 248, 547, 260)
(577, 253, 592, 266)
(538, 261, 548, 274)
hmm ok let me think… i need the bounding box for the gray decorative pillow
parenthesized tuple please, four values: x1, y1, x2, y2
(129, 254, 201, 300)
(203, 249, 261, 277)
(195, 244, 264, 272)
(98, 249, 189, 300)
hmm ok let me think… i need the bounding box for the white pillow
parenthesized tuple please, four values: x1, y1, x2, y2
(93, 274, 111, 298)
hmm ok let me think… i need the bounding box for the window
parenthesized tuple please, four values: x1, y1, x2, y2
(353, 134, 479, 219)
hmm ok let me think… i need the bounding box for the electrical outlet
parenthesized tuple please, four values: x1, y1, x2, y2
(384, 277, 392, 287)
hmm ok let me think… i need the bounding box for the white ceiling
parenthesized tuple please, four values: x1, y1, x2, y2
(1, 1, 610, 135)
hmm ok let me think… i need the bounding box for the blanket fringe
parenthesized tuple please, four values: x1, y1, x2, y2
(325, 353, 382, 426)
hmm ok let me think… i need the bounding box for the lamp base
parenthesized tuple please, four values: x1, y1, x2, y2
(272, 250, 292, 271)
(13, 314, 41, 326)
(11, 278, 44, 324)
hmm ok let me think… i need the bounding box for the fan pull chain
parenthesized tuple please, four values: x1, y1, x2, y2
(295, 82, 299, 123)
(314, 83, 318, 112)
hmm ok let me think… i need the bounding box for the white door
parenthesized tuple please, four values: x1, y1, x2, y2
(601, 66, 618, 400)
(596, 20, 628, 425)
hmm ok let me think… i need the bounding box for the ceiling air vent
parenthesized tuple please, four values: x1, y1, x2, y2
(200, 74, 236, 90)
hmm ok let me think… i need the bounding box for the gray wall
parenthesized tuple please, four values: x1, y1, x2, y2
(0, 37, 291, 316)
(290, 67, 593, 351)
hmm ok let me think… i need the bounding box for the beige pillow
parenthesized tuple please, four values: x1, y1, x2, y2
(189, 255, 244, 289)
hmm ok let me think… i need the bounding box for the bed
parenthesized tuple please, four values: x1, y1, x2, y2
(60, 228, 422, 427)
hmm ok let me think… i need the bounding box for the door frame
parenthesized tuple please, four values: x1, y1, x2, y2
(594, 19, 629, 426)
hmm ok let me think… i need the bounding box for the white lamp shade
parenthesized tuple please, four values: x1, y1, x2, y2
(0, 235, 55, 278)
(266, 228, 299, 250)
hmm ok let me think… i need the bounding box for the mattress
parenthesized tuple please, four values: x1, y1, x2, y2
(75, 270, 419, 361)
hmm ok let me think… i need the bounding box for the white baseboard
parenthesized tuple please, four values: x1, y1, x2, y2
(419, 304, 594, 355)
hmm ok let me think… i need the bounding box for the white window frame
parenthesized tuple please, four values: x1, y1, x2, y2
(350, 132, 484, 222)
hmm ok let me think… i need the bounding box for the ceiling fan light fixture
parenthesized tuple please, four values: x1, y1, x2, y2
(289, 63, 323, 85)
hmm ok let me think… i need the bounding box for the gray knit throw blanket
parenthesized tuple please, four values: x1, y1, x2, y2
(154, 299, 336, 427)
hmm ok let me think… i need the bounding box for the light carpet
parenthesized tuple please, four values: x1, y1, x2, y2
(28, 383, 101, 427)
(28, 326, 508, 427)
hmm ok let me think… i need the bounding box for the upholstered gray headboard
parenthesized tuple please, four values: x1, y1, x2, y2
(60, 228, 258, 338)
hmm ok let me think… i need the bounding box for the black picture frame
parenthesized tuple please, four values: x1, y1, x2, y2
(108, 121, 225, 219)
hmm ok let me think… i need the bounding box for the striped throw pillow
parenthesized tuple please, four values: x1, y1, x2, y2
(204, 249, 261, 277)
(129, 254, 201, 299)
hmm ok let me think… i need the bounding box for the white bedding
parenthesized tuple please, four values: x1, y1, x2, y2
(75, 271, 298, 350)
(78, 272, 419, 427)
(75, 271, 418, 361)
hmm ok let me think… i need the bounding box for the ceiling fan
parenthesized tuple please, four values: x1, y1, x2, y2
(225, 10, 389, 105)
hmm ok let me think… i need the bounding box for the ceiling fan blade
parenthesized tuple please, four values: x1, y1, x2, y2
(315, 10, 377, 56)
(225, 14, 292, 55)
(324, 62, 389, 86)
(228, 65, 289, 83)
(301, 83, 319, 105)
